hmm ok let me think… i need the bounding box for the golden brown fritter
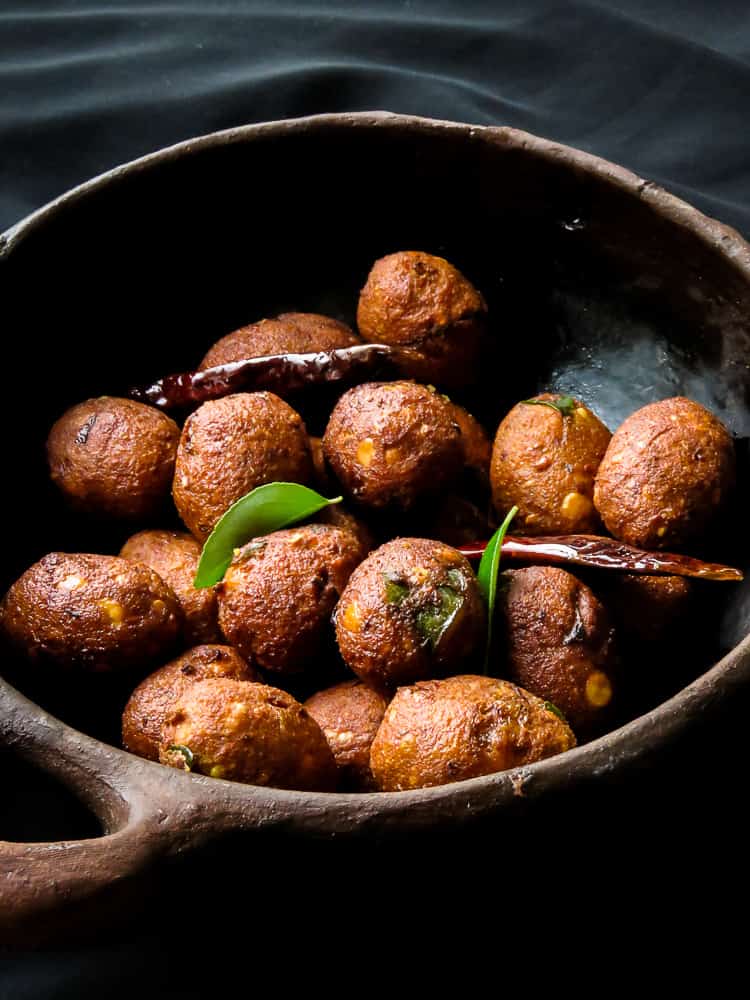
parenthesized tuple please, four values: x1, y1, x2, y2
(421, 494, 495, 548)
(304, 679, 389, 791)
(199, 312, 358, 370)
(1, 553, 181, 673)
(172, 392, 313, 542)
(448, 401, 492, 488)
(334, 538, 485, 693)
(490, 394, 611, 535)
(309, 435, 334, 493)
(593, 397, 735, 549)
(322, 381, 463, 510)
(120, 529, 221, 645)
(159, 678, 337, 790)
(312, 505, 375, 555)
(356, 251, 487, 389)
(46, 397, 180, 520)
(370, 675, 576, 791)
(122, 644, 259, 761)
(604, 573, 693, 643)
(497, 566, 617, 735)
(217, 524, 365, 676)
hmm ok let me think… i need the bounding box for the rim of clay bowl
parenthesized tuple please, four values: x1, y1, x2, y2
(2, 111, 750, 832)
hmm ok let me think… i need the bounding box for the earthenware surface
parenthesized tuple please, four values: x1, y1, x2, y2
(2, 112, 749, 943)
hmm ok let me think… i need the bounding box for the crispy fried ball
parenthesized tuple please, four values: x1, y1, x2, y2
(604, 574, 693, 644)
(322, 381, 463, 510)
(304, 680, 389, 791)
(370, 675, 576, 791)
(490, 394, 611, 535)
(120, 529, 221, 645)
(217, 525, 365, 676)
(172, 392, 313, 542)
(0, 553, 181, 672)
(334, 538, 485, 693)
(593, 397, 735, 549)
(122, 645, 259, 761)
(497, 566, 617, 734)
(310, 435, 334, 492)
(356, 251, 487, 389)
(46, 397, 180, 520)
(313, 505, 375, 555)
(199, 312, 359, 370)
(420, 494, 495, 548)
(159, 678, 337, 790)
(448, 401, 492, 489)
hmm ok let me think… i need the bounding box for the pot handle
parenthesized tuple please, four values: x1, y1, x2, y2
(0, 679, 180, 945)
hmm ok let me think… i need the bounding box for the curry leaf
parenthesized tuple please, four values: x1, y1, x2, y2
(194, 482, 342, 588)
(415, 585, 464, 650)
(544, 701, 567, 722)
(477, 505, 518, 672)
(521, 395, 576, 416)
(383, 573, 410, 605)
(168, 744, 195, 772)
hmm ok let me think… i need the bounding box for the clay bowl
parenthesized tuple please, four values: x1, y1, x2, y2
(2, 112, 749, 941)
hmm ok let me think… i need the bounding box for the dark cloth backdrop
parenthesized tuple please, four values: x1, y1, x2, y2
(2, 0, 749, 989)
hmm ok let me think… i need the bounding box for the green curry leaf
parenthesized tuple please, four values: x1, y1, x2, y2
(477, 505, 519, 672)
(194, 482, 342, 588)
(415, 585, 464, 650)
(168, 744, 195, 772)
(521, 395, 576, 416)
(544, 701, 567, 722)
(383, 573, 410, 605)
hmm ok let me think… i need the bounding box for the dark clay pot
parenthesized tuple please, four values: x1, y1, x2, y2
(1, 112, 749, 942)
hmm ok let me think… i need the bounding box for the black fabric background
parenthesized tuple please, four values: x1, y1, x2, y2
(2, 0, 750, 987)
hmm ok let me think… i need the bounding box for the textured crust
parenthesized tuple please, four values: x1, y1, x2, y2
(490, 394, 611, 535)
(172, 391, 313, 542)
(0, 553, 182, 673)
(199, 312, 358, 370)
(604, 573, 693, 643)
(159, 678, 337, 790)
(122, 645, 259, 761)
(46, 396, 180, 520)
(448, 402, 492, 487)
(497, 566, 617, 734)
(322, 381, 463, 510)
(356, 251, 486, 388)
(312, 505, 375, 555)
(423, 494, 495, 547)
(370, 675, 576, 791)
(217, 524, 365, 675)
(304, 679, 389, 791)
(334, 538, 485, 693)
(120, 530, 221, 645)
(309, 435, 334, 492)
(593, 397, 735, 549)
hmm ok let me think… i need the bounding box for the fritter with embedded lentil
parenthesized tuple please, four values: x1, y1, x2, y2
(217, 524, 365, 676)
(305, 679, 389, 791)
(497, 566, 617, 734)
(1, 553, 181, 673)
(122, 644, 259, 760)
(334, 538, 485, 693)
(322, 381, 463, 510)
(491, 394, 611, 535)
(370, 675, 576, 791)
(120, 529, 221, 645)
(159, 678, 337, 790)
